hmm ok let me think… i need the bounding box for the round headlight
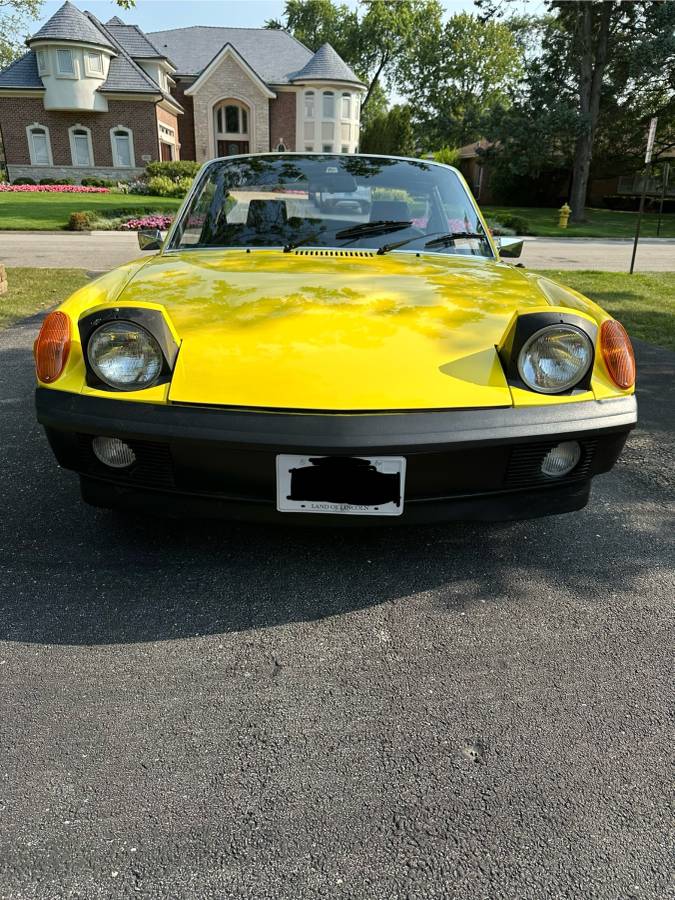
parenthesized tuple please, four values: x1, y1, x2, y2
(88, 321, 163, 391)
(517, 325, 593, 394)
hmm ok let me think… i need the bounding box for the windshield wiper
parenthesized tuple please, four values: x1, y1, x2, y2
(376, 230, 490, 256)
(284, 219, 414, 253)
(335, 220, 413, 242)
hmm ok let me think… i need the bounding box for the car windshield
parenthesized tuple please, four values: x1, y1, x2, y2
(168, 154, 493, 258)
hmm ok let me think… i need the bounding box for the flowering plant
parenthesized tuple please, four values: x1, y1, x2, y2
(0, 183, 110, 193)
(120, 214, 175, 231)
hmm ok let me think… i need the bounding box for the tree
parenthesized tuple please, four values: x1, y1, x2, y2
(399, 12, 523, 150)
(360, 104, 415, 156)
(0, 0, 41, 70)
(478, 1, 675, 220)
(266, 0, 443, 111)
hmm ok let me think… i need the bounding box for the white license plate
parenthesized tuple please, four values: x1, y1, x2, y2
(276, 454, 406, 516)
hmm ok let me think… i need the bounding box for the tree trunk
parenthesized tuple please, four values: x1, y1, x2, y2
(569, 2, 612, 222)
(361, 53, 389, 112)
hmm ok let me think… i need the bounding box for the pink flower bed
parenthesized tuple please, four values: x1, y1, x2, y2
(0, 183, 110, 193)
(120, 214, 174, 231)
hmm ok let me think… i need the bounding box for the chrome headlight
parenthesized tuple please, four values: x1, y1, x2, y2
(88, 321, 163, 391)
(517, 325, 593, 394)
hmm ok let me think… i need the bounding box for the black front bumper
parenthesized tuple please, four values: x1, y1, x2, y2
(36, 388, 637, 524)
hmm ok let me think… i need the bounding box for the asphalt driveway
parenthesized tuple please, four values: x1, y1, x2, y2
(0, 317, 673, 899)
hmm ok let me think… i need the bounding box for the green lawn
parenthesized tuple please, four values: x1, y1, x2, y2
(0, 192, 182, 230)
(535, 270, 675, 350)
(0, 268, 90, 328)
(484, 205, 675, 239)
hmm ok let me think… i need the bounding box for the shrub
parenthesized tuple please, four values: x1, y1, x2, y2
(68, 211, 94, 231)
(81, 176, 115, 188)
(39, 177, 73, 186)
(146, 160, 201, 180)
(147, 174, 192, 198)
(495, 213, 530, 235)
(485, 217, 516, 237)
(433, 147, 461, 167)
(124, 179, 151, 195)
(12, 177, 35, 185)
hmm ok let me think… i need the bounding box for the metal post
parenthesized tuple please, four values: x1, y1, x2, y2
(656, 161, 670, 238)
(630, 117, 658, 275)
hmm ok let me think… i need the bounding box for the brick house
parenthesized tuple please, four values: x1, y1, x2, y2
(0, 1, 365, 184)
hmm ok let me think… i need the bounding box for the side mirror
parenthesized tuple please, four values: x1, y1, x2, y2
(497, 237, 524, 259)
(138, 229, 163, 251)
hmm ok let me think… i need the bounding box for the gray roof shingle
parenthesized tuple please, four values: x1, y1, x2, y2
(148, 26, 314, 82)
(106, 24, 171, 62)
(291, 43, 363, 85)
(29, 1, 114, 49)
(0, 51, 42, 89)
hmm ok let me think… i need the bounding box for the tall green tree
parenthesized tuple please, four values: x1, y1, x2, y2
(360, 104, 415, 155)
(399, 12, 523, 150)
(478, 0, 675, 220)
(266, 0, 443, 111)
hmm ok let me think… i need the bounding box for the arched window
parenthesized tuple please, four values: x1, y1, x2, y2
(214, 101, 249, 137)
(322, 91, 335, 119)
(26, 124, 52, 166)
(110, 126, 134, 168)
(304, 91, 315, 119)
(276, 143, 286, 152)
(69, 125, 93, 167)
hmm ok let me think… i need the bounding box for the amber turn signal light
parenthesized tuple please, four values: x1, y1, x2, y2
(34, 311, 71, 383)
(600, 319, 635, 389)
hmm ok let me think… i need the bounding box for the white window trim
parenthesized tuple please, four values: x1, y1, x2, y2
(55, 47, 77, 79)
(110, 125, 135, 168)
(83, 50, 103, 78)
(36, 49, 50, 76)
(26, 123, 53, 166)
(68, 124, 94, 168)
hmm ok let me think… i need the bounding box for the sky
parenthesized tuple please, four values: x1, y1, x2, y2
(26, 0, 479, 35)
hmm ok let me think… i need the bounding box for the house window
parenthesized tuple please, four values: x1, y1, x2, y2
(214, 101, 249, 137)
(322, 91, 335, 118)
(303, 121, 314, 141)
(27, 124, 52, 166)
(341, 145, 349, 154)
(322, 144, 333, 153)
(321, 122, 334, 141)
(305, 145, 314, 152)
(111, 127, 134, 167)
(341, 93, 351, 119)
(341, 123, 350, 142)
(36, 50, 49, 75)
(69, 126, 93, 167)
(56, 48, 75, 76)
(84, 51, 103, 77)
(276, 143, 286, 152)
(304, 91, 315, 118)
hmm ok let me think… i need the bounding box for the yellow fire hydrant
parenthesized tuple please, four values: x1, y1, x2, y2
(558, 203, 571, 229)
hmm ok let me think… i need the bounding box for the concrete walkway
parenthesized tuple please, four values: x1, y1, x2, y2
(1, 230, 673, 272)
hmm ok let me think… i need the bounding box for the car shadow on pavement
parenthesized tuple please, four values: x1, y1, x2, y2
(0, 329, 673, 647)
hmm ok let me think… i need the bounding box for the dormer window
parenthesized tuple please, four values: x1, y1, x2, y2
(84, 51, 103, 77)
(36, 50, 49, 75)
(56, 48, 75, 76)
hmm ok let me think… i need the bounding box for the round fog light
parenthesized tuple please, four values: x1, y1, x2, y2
(541, 441, 581, 478)
(92, 436, 136, 469)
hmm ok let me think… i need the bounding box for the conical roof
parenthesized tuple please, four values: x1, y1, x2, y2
(29, 1, 114, 49)
(291, 43, 363, 85)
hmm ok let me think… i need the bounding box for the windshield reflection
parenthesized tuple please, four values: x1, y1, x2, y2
(170, 155, 493, 258)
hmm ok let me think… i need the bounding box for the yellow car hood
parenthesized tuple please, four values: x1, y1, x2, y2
(119, 250, 549, 411)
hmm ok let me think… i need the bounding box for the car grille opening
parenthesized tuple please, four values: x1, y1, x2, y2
(77, 434, 174, 488)
(505, 439, 597, 489)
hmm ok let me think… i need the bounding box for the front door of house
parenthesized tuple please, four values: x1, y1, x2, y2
(217, 140, 249, 157)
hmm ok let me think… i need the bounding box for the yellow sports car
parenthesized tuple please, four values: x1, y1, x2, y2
(34, 153, 637, 523)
